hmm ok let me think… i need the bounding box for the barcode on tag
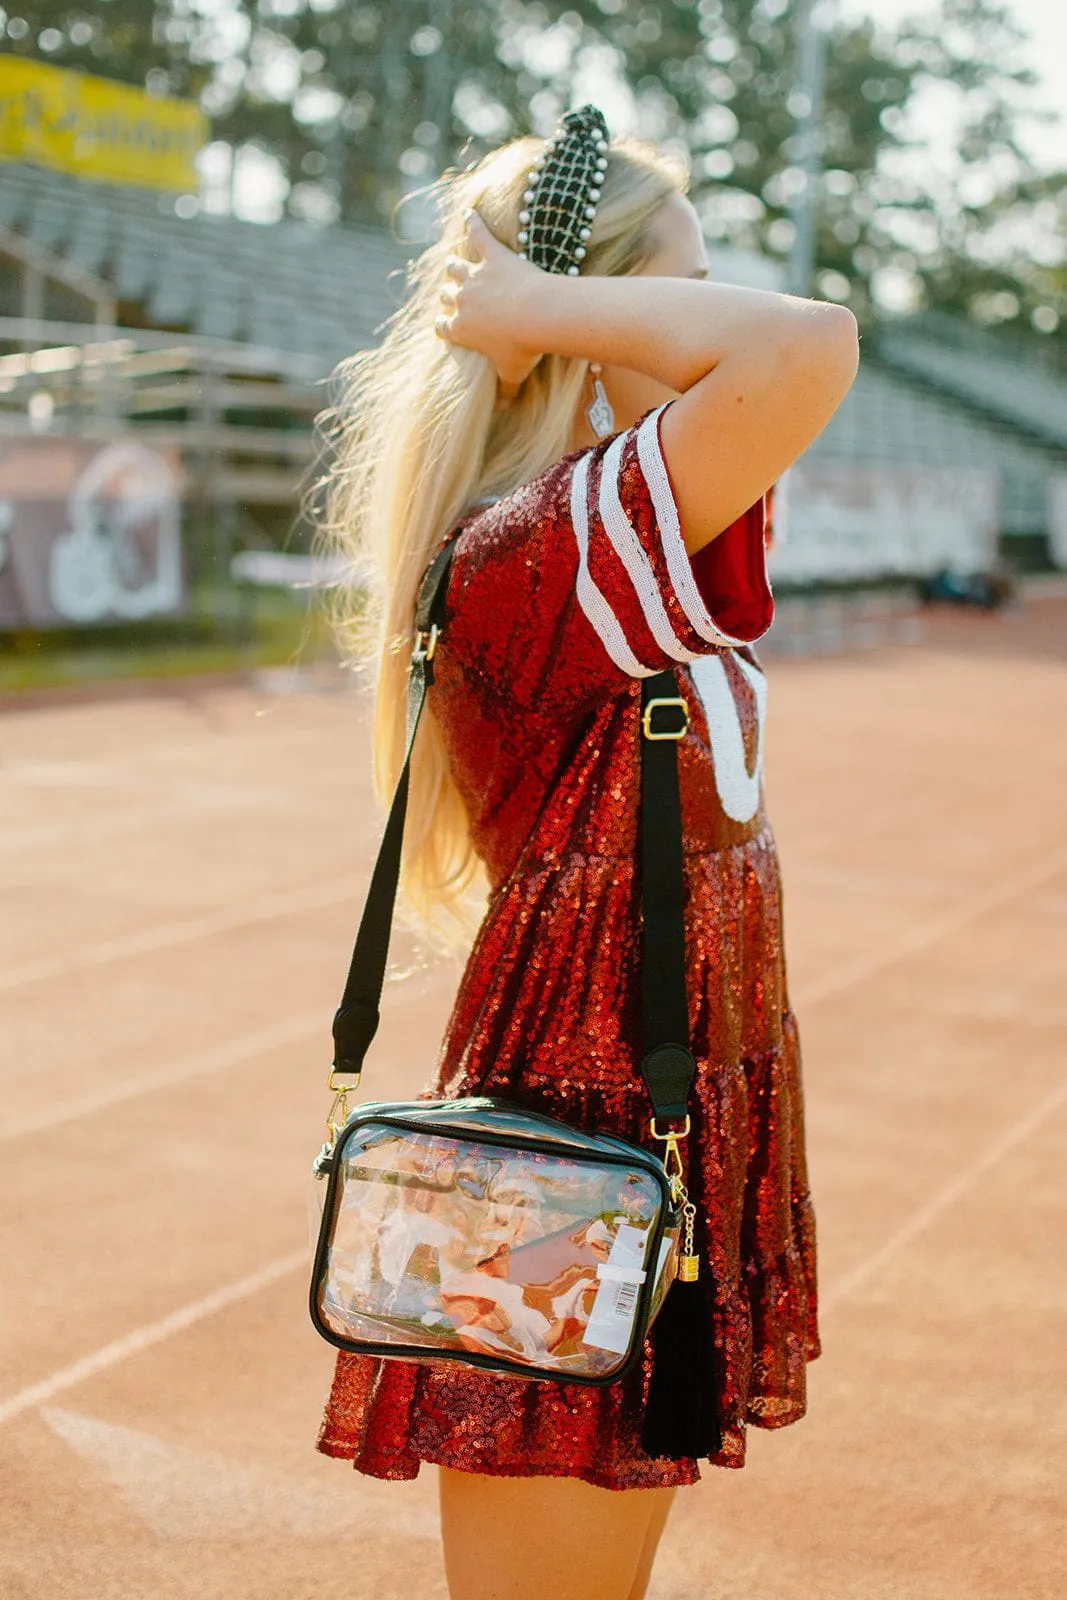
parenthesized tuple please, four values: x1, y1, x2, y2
(614, 1279, 638, 1316)
(582, 1223, 649, 1355)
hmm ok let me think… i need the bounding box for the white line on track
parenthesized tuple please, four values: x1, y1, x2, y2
(0, 875, 363, 991)
(823, 1075, 1067, 1309)
(0, 787, 1061, 1423)
(0, 742, 236, 789)
(2, 1072, 1063, 1429)
(0, 706, 347, 787)
(40, 1407, 440, 1539)
(0, 1015, 323, 1141)
(0, 1249, 307, 1428)
(794, 841, 1067, 1008)
(0, 789, 286, 864)
(8, 831, 1066, 1000)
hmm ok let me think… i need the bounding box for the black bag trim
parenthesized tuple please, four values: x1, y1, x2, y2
(309, 1097, 678, 1386)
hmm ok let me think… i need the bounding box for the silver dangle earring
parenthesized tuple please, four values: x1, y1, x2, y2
(586, 363, 615, 438)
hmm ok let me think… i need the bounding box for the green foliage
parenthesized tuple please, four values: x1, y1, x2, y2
(537, 0, 1063, 341)
(0, 581, 332, 692)
(207, 1, 516, 227)
(12, 2, 214, 98)
(8, 0, 1065, 347)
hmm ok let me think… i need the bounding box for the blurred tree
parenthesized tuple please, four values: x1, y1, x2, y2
(10, 2, 215, 99)
(201, 2, 523, 228)
(541, 0, 1064, 344)
(7, 1, 1063, 346)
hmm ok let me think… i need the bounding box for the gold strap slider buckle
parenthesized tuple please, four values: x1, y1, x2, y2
(642, 697, 689, 741)
(412, 624, 439, 663)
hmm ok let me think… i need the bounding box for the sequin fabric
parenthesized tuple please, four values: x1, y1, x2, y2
(318, 409, 818, 1490)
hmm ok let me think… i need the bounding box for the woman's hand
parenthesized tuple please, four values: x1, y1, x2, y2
(436, 211, 546, 394)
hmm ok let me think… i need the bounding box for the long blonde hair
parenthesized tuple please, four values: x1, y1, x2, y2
(319, 132, 687, 948)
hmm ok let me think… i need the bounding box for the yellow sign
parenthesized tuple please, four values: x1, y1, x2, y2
(0, 57, 207, 192)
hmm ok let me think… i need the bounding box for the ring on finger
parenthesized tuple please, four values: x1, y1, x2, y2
(434, 314, 453, 340)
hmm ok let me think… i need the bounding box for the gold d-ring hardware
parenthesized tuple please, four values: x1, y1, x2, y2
(641, 697, 689, 741)
(327, 1066, 362, 1092)
(329, 1068, 363, 1094)
(650, 1114, 691, 1143)
(412, 624, 439, 663)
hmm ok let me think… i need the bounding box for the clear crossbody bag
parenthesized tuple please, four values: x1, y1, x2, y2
(309, 539, 719, 1456)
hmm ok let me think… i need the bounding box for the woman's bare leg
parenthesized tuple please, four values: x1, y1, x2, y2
(438, 1467, 676, 1600)
(626, 1486, 676, 1600)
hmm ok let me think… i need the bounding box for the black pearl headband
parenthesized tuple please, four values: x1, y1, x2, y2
(517, 104, 610, 275)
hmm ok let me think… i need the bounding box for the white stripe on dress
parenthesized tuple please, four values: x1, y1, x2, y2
(635, 405, 770, 649)
(596, 431, 699, 665)
(569, 450, 657, 678)
(688, 652, 767, 822)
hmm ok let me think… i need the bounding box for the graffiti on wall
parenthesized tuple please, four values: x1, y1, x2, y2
(0, 438, 183, 628)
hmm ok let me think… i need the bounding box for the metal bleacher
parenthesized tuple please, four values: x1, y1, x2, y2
(1, 158, 1064, 562)
(876, 316, 1067, 454)
(0, 162, 421, 529)
(808, 357, 1064, 535)
(0, 161, 409, 374)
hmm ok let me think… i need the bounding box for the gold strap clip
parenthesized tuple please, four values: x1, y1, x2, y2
(650, 1114, 700, 1281)
(326, 1066, 361, 1141)
(649, 1114, 690, 1199)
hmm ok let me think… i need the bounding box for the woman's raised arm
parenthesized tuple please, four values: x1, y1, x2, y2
(441, 211, 859, 556)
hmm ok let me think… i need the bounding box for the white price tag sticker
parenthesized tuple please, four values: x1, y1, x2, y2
(582, 1222, 650, 1355)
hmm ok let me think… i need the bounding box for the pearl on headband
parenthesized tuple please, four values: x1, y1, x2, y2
(516, 104, 610, 276)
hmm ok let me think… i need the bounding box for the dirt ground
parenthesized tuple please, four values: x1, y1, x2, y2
(1, 597, 1064, 1600)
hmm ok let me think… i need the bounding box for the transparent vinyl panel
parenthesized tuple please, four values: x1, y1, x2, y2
(315, 1121, 678, 1380)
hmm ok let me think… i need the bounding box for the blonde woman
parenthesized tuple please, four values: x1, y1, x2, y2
(318, 107, 858, 1600)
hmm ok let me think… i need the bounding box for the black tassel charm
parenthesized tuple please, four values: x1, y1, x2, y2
(641, 1177, 721, 1460)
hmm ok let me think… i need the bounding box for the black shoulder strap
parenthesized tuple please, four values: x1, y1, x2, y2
(330, 538, 456, 1078)
(331, 547, 695, 1133)
(638, 676, 697, 1125)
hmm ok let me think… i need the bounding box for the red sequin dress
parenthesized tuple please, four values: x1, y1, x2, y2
(318, 404, 818, 1490)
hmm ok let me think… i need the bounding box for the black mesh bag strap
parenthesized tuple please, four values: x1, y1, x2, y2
(638, 673, 697, 1126)
(330, 538, 456, 1079)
